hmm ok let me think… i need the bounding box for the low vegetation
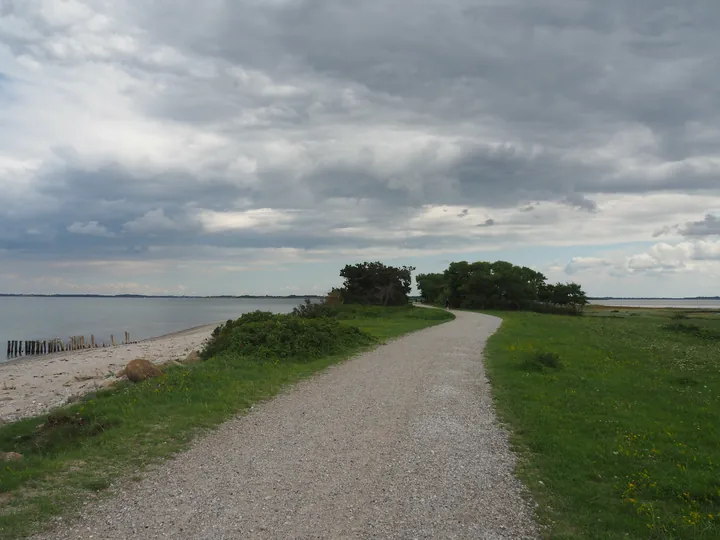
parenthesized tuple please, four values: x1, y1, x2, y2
(483, 307, 720, 539)
(0, 303, 453, 539)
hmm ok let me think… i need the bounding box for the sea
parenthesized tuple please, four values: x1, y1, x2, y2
(589, 299, 720, 309)
(1, 297, 302, 363)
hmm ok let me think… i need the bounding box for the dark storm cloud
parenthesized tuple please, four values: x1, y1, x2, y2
(1, 0, 720, 264)
(681, 214, 720, 237)
(561, 193, 598, 213)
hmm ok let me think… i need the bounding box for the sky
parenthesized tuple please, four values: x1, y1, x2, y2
(0, 1, 719, 297)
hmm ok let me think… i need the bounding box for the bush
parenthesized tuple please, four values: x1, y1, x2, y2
(524, 350, 563, 372)
(662, 322, 720, 341)
(201, 311, 375, 362)
(671, 312, 689, 320)
(530, 301, 585, 316)
(292, 298, 338, 319)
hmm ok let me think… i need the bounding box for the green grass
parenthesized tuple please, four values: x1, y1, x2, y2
(0, 305, 453, 539)
(337, 304, 455, 341)
(482, 309, 720, 539)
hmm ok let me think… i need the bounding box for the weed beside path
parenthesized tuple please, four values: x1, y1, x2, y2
(483, 309, 720, 539)
(0, 305, 453, 539)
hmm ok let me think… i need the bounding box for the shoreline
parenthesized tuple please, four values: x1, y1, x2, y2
(0, 322, 220, 423)
(1, 323, 220, 369)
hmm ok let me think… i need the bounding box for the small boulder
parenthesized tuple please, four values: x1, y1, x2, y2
(184, 351, 201, 364)
(0, 451, 22, 462)
(124, 359, 163, 383)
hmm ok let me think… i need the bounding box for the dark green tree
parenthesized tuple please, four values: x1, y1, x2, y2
(339, 262, 415, 305)
(415, 272, 447, 304)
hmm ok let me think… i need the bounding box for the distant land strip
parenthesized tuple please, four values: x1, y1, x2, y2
(0, 294, 324, 299)
(588, 296, 719, 300)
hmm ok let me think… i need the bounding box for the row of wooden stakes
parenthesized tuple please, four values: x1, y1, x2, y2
(6, 332, 135, 359)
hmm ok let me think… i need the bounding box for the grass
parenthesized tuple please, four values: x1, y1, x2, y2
(0, 305, 453, 539)
(482, 308, 720, 539)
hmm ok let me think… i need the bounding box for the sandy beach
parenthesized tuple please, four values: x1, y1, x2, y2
(0, 324, 216, 423)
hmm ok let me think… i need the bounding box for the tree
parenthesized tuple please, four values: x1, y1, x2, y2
(339, 262, 415, 306)
(415, 272, 447, 304)
(436, 259, 587, 313)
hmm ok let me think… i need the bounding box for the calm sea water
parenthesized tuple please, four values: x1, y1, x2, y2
(590, 299, 720, 309)
(0, 297, 301, 362)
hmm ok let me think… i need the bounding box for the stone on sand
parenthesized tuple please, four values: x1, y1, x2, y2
(124, 359, 163, 383)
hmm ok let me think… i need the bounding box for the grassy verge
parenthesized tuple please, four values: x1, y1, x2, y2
(482, 308, 720, 539)
(0, 305, 453, 539)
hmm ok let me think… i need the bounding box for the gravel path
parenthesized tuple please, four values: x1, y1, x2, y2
(35, 311, 538, 540)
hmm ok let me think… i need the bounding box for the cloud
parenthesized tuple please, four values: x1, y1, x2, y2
(561, 193, 598, 213)
(123, 209, 186, 234)
(1, 1, 720, 294)
(625, 240, 720, 274)
(680, 214, 720, 237)
(652, 225, 675, 238)
(67, 221, 113, 237)
(565, 257, 612, 275)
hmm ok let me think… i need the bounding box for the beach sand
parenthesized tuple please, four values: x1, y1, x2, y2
(0, 324, 216, 423)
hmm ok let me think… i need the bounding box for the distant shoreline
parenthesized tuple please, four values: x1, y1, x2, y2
(0, 294, 323, 299)
(2, 294, 717, 300)
(589, 297, 719, 300)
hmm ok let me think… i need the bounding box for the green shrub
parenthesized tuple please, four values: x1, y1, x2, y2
(292, 298, 339, 319)
(201, 311, 375, 362)
(524, 350, 563, 372)
(530, 301, 585, 316)
(662, 322, 720, 340)
(671, 311, 689, 320)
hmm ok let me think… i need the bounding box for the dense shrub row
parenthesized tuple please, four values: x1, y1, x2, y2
(202, 310, 375, 362)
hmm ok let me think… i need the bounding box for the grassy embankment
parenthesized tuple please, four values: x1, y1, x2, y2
(483, 306, 720, 539)
(0, 305, 453, 539)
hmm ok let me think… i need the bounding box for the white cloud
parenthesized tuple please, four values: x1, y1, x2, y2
(625, 240, 720, 274)
(67, 221, 113, 237)
(565, 257, 612, 275)
(196, 209, 295, 233)
(123, 209, 184, 234)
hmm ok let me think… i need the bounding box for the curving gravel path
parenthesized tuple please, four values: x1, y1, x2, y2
(35, 311, 538, 540)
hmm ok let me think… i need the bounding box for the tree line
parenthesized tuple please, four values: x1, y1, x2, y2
(329, 260, 588, 315)
(417, 260, 588, 314)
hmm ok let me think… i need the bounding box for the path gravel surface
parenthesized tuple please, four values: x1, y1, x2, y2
(35, 311, 538, 540)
